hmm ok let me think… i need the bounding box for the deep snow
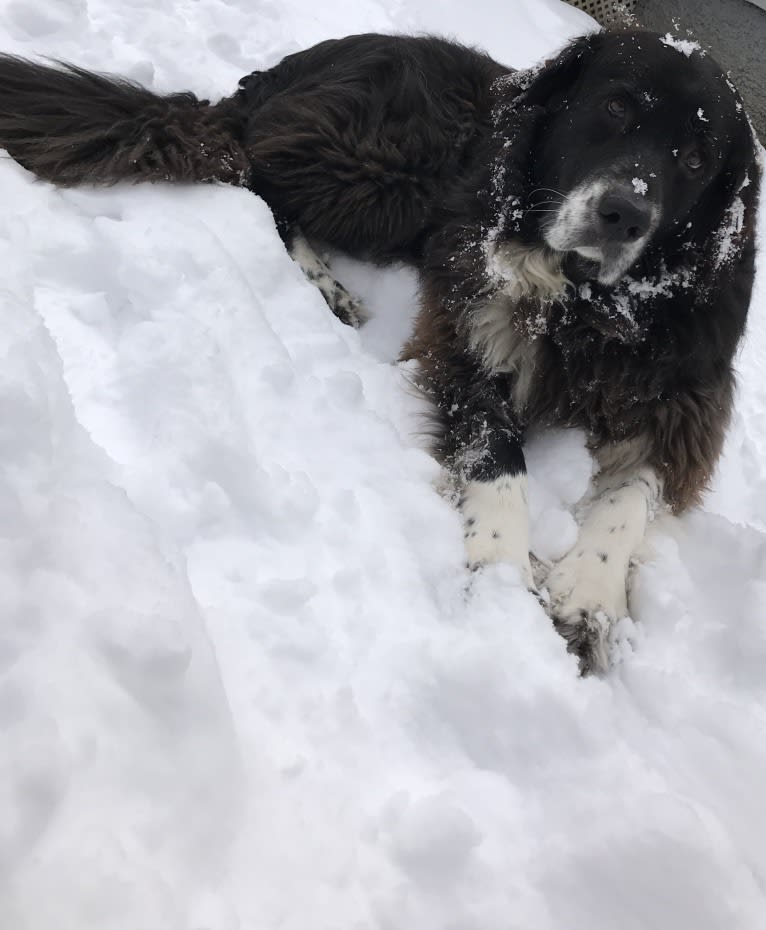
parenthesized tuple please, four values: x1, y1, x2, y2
(1, 1, 765, 929)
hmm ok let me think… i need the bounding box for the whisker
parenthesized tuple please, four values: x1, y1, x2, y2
(528, 186, 566, 199)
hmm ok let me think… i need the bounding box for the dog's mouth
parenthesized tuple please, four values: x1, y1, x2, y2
(568, 243, 644, 286)
(542, 179, 659, 285)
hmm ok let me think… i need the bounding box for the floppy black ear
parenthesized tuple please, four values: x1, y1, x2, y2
(704, 155, 760, 282)
(692, 120, 760, 294)
(486, 33, 601, 238)
(504, 32, 600, 110)
(681, 66, 760, 267)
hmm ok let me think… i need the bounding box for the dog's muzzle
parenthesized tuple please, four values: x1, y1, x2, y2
(543, 179, 659, 285)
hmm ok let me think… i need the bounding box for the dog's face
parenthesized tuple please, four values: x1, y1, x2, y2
(519, 31, 756, 285)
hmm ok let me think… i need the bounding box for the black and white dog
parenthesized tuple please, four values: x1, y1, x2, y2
(0, 29, 759, 672)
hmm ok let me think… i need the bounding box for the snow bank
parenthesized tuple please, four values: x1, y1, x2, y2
(1, 2, 765, 929)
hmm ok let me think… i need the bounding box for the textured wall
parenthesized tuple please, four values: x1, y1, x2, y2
(564, 0, 765, 138)
(574, 0, 766, 139)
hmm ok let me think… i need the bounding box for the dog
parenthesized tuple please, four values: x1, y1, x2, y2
(0, 29, 759, 672)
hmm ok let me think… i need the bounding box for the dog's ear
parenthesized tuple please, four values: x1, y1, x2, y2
(704, 153, 760, 277)
(508, 32, 600, 111)
(487, 33, 601, 238)
(695, 113, 760, 282)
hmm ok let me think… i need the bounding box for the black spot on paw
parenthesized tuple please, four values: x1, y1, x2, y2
(599, 552, 608, 563)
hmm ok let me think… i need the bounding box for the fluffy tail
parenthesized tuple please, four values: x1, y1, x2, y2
(0, 55, 249, 186)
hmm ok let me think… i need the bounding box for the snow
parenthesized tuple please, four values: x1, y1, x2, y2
(632, 177, 649, 196)
(1, 2, 765, 929)
(660, 32, 703, 57)
(716, 193, 748, 267)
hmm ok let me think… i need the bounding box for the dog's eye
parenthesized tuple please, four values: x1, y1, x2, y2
(685, 150, 705, 171)
(607, 97, 627, 119)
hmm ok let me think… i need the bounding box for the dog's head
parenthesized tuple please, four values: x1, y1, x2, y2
(493, 30, 758, 287)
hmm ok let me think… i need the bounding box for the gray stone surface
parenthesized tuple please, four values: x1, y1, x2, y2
(565, 0, 766, 139)
(637, 0, 765, 138)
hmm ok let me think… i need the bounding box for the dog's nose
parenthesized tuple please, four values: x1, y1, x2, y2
(597, 193, 653, 243)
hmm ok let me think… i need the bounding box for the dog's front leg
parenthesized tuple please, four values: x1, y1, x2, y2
(546, 461, 663, 674)
(407, 299, 535, 589)
(455, 415, 534, 590)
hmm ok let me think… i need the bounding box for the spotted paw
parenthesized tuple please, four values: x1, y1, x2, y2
(287, 229, 369, 327)
(545, 548, 628, 674)
(330, 285, 369, 328)
(461, 475, 535, 591)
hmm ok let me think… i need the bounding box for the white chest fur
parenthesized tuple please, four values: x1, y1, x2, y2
(470, 238, 568, 410)
(467, 294, 540, 410)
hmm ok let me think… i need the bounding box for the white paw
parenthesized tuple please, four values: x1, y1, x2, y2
(288, 231, 369, 327)
(462, 475, 534, 589)
(331, 285, 369, 328)
(545, 548, 628, 674)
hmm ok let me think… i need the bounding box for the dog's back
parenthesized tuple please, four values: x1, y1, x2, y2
(0, 36, 506, 263)
(235, 34, 507, 259)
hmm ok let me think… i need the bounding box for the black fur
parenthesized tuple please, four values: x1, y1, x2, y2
(0, 55, 248, 185)
(400, 31, 760, 512)
(0, 30, 759, 669)
(237, 34, 507, 260)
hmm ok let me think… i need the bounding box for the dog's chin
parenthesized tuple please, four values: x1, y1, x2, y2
(593, 257, 629, 287)
(558, 244, 644, 287)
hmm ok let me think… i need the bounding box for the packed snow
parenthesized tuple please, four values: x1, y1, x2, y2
(660, 32, 703, 57)
(632, 177, 649, 196)
(1, 2, 765, 929)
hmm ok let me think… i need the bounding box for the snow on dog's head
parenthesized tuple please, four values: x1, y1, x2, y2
(491, 29, 759, 290)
